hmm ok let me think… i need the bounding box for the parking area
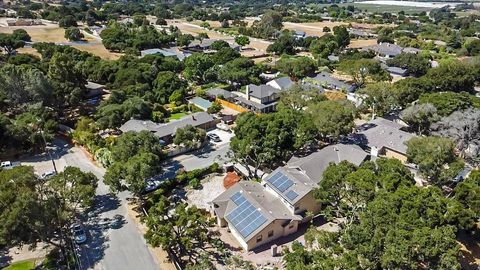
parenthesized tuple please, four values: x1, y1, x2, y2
(206, 129, 234, 147)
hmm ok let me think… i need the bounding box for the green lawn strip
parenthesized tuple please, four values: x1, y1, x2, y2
(2, 259, 36, 270)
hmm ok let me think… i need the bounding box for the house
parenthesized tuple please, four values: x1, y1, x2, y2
(210, 181, 302, 251)
(293, 31, 306, 39)
(140, 48, 191, 60)
(348, 28, 378, 38)
(188, 97, 212, 111)
(266, 76, 295, 91)
(235, 84, 282, 113)
(381, 63, 408, 77)
(187, 39, 240, 52)
(89, 26, 105, 37)
(362, 43, 420, 58)
(118, 112, 216, 144)
(85, 81, 106, 99)
(350, 118, 416, 163)
(305, 72, 356, 92)
(206, 88, 238, 102)
(262, 144, 369, 219)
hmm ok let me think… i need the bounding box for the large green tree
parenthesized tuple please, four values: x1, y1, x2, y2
(308, 100, 355, 140)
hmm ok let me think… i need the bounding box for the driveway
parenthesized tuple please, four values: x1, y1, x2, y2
(20, 139, 159, 270)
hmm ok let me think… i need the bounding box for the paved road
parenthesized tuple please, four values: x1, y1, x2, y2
(24, 139, 159, 270)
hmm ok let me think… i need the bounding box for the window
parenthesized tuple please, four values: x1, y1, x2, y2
(268, 230, 274, 238)
(256, 235, 263, 243)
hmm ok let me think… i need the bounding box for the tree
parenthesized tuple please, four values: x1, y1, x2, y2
(47, 52, 87, 108)
(176, 34, 194, 47)
(401, 103, 439, 135)
(173, 125, 206, 148)
(308, 100, 355, 140)
(337, 58, 391, 87)
(183, 53, 215, 84)
(431, 108, 480, 159)
(218, 57, 260, 85)
(58, 15, 77, 28)
(11, 29, 31, 42)
(386, 53, 431, 77)
(333, 25, 350, 48)
(266, 33, 296, 55)
(64, 27, 84, 41)
(418, 92, 474, 116)
(406, 136, 455, 181)
(424, 60, 475, 93)
(277, 84, 327, 111)
(454, 170, 480, 221)
(0, 64, 52, 109)
(207, 101, 223, 114)
(0, 166, 98, 257)
(0, 33, 25, 55)
(153, 71, 187, 104)
(359, 82, 397, 117)
(276, 56, 316, 79)
(196, 32, 209, 41)
(465, 39, 480, 56)
(323, 26, 331, 32)
(145, 197, 210, 264)
(234, 35, 250, 48)
(309, 34, 338, 59)
(392, 77, 432, 107)
(252, 11, 283, 39)
(210, 40, 230, 51)
(212, 47, 241, 65)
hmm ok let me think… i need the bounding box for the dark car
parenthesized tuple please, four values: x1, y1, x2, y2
(207, 133, 221, 142)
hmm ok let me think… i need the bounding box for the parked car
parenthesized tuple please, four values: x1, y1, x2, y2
(71, 223, 87, 244)
(143, 177, 163, 193)
(207, 133, 221, 142)
(1, 161, 15, 169)
(42, 171, 56, 179)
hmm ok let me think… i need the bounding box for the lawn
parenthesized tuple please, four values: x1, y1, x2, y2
(169, 112, 189, 120)
(3, 259, 36, 270)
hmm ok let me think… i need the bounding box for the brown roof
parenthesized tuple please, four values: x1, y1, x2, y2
(223, 172, 240, 189)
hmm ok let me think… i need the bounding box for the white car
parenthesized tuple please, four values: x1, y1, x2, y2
(1, 161, 14, 169)
(71, 223, 87, 244)
(41, 171, 56, 179)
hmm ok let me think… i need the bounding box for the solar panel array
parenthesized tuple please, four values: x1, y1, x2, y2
(266, 171, 294, 192)
(226, 192, 268, 238)
(286, 190, 299, 201)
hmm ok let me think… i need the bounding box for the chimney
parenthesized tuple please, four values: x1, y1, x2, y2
(246, 85, 250, 100)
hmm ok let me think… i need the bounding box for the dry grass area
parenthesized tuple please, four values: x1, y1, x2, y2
(348, 38, 377, 48)
(0, 22, 121, 60)
(71, 44, 123, 60)
(283, 21, 347, 37)
(167, 19, 271, 53)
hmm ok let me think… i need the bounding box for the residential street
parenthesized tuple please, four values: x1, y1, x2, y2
(21, 139, 159, 270)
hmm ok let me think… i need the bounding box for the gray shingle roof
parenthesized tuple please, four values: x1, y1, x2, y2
(211, 181, 301, 242)
(206, 88, 237, 99)
(264, 144, 368, 205)
(353, 118, 416, 154)
(267, 76, 295, 91)
(310, 72, 355, 92)
(247, 84, 280, 99)
(118, 112, 214, 139)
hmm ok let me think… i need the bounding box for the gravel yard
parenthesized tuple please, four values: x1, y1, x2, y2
(186, 173, 226, 210)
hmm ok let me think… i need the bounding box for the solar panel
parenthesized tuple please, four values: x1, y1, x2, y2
(286, 190, 298, 201)
(230, 192, 246, 205)
(266, 171, 294, 192)
(226, 193, 268, 238)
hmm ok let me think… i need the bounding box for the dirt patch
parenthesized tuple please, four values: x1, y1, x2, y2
(283, 21, 347, 37)
(458, 226, 480, 270)
(186, 173, 226, 210)
(348, 38, 378, 48)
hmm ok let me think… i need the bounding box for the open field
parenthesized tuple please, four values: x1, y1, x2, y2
(167, 19, 272, 53)
(348, 38, 378, 48)
(317, 3, 433, 13)
(0, 20, 121, 60)
(283, 21, 347, 37)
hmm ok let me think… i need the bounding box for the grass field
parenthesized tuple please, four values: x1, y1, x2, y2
(169, 112, 189, 120)
(348, 38, 378, 48)
(2, 259, 36, 270)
